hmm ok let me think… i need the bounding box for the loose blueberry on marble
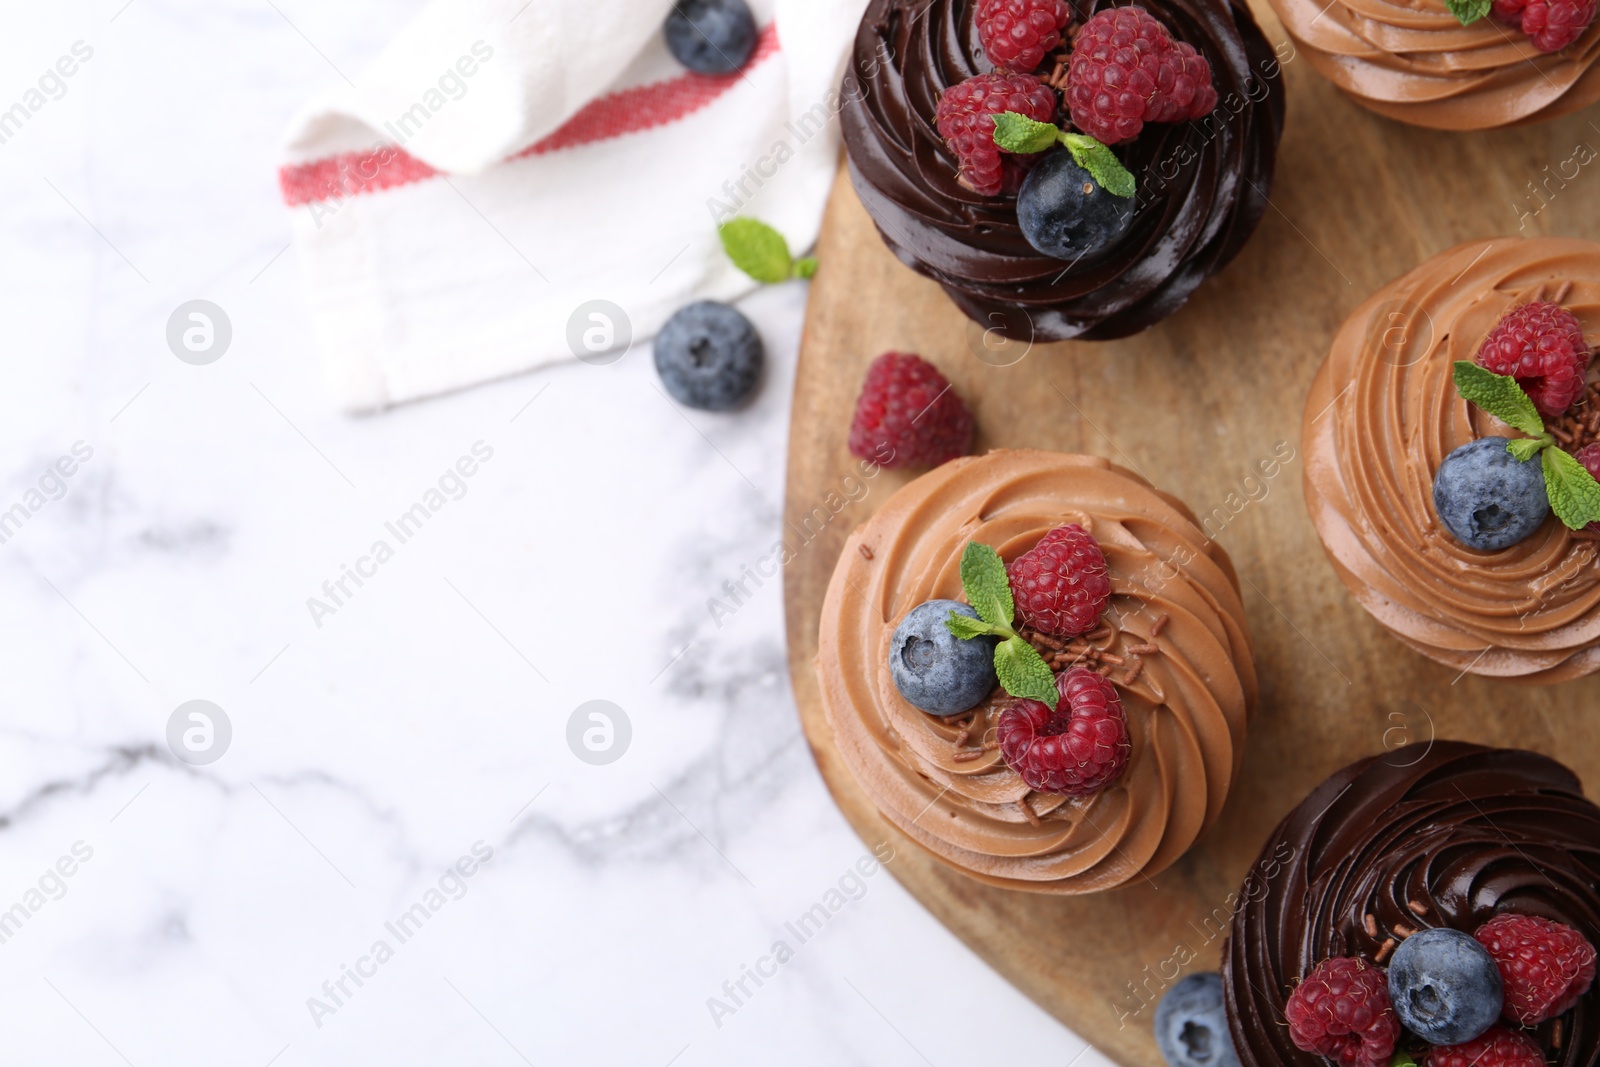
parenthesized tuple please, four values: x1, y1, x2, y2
(1154, 973, 1242, 1067)
(1432, 437, 1549, 551)
(654, 301, 764, 411)
(664, 0, 757, 75)
(1388, 927, 1504, 1046)
(1017, 150, 1136, 262)
(890, 601, 998, 715)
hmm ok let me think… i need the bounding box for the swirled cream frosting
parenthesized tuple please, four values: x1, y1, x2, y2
(1267, 0, 1600, 129)
(1224, 741, 1600, 1067)
(815, 450, 1257, 893)
(1303, 237, 1600, 683)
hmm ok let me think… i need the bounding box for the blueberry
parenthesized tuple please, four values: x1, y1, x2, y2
(889, 601, 998, 715)
(664, 0, 757, 75)
(1016, 149, 1137, 262)
(1154, 973, 1241, 1067)
(654, 301, 764, 411)
(1388, 927, 1504, 1046)
(1432, 436, 1549, 551)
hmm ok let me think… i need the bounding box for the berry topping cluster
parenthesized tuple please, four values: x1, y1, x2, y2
(935, 73, 1060, 196)
(1491, 0, 1598, 51)
(1448, 0, 1596, 54)
(1065, 6, 1219, 144)
(1476, 301, 1591, 417)
(930, 2, 1220, 263)
(976, 0, 1072, 74)
(1285, 957, 1399, 1067)
(1008, 523, 1113, 635)
(888, 523, 1139, 804)
(1434, 303, 1600, 549)
(1475, 913, 1598, 1025)
(997, 666, 1129, 794)
(1423, 1027, 1545, 1067)
(1283, 917, 1596, 1067)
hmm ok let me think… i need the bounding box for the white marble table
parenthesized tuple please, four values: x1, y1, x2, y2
(0, 1, 1116, 1063)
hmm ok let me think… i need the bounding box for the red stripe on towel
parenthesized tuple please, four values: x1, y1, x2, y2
(279, 22, 781, 207)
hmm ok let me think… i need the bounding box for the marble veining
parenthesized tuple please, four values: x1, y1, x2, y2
(0, 1, 1111, 1064)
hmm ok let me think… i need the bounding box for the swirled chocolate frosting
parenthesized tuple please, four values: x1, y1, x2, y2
(815, 450, 1257, 893)
(839, 0, 1285, 341)
(1224, 742, 1600, 1067)
(1304, 237, 1600, 683)
(1267, 0, 1600, 130)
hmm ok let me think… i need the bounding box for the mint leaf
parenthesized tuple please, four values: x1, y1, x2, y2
(959, 542, 1014, 628)
(793, 257, 818, 280)
(1507, 436, 1550, 462)
(994, 636, 1059, 705)
(719, 218, 796, 284)
(1444, 0, 1490, 22)
(1389, 1053, 1419, 1067)
(990, 121, 1137, 197)
(946, 611, 1009, 641)
(992, 112, 1063, 155)
(1453, 361, 1545, 437)
(1061, 133, 1136, 198)
(1543, 445, 1600, 530)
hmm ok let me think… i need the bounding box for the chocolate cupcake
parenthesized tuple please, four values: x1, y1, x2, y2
(1304, 237, 1600, 683)
(1224, 742, 1600, 1067)
(815, 450, 1257, 893)
(1267, 0, 1600, 130)
(840, 0, 1286, 341)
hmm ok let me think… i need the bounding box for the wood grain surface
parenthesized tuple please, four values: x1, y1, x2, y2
(781, 11, 1600, 1065)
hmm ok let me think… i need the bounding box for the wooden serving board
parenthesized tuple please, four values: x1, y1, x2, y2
(782, 12, 1600, 1066)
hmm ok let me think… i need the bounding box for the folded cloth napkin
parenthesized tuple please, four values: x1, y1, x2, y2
(279, 0, 864, 412)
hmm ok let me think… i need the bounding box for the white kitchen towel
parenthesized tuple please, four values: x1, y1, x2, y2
(280, 0, 866, 412)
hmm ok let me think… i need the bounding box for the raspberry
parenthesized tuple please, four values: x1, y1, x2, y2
(1423, 1027, 1546, 1067)
(847, 352, 974, 469)
(997, 667, 1130, 795)
(1283, 957, 1399, 1067)
(976, 0, 1072, 73)
(1494, 0, 1597, 51)
(1065, 6, 1218, 145)
(1475, 913, 1597, 1024)
(935, 72, 1058, 196)
(1476, 301, 1592, 417)
(1007, 524, 1111, 636)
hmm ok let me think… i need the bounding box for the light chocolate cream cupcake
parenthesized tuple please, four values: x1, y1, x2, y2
(815, 449, 1257, 893)
(1266, 0, 1600, 129)
(1304, 236, 1600, 683)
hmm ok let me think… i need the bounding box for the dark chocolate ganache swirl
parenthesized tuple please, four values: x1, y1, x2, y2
(840, 0, 1286, 341)
(1224, 742, 1600, 1067)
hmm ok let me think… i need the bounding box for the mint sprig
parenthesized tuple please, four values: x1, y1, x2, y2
(991, 113, 1136, 199)
(959, 541, 1014, 627)
(1507, 435, 1548, 462)
(1544, 446, 1600, 529)
(943, 541, 1059, 705)
(991, 112, 1063, 155)
(1452, 360, 1600, 531)
(1061, 133, 1137, 198)
(1452, 362, 1544, 436)
(995, 638, 1059, 704)
(718, 218, 817, 283)
(1444, 0, 1491, 24)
